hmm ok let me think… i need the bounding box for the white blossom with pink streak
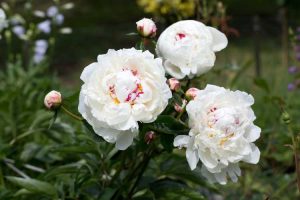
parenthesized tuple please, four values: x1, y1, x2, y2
(78, 48, 171, 150)
(156, 20, 228, 79)
(174, 84, 261, 184)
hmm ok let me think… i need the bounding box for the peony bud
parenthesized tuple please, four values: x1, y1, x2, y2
(144, 131, 156, 144)
(185, 88, 199, 100)
(136, 18, 157, 38)
(44, 90, 62, 109)
(168, 78, 180, 91)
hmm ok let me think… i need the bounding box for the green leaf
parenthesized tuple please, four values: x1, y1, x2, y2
(253, 77, 270, 93)
(6, 176, 57, 197)
(99, 188, 117, 200)
(150, 179, 205, 200)
(149, 115, 189, 135)
(126, 32, 138, 36)
(160, 134, 174, 152)
(230, 60, 252, 88)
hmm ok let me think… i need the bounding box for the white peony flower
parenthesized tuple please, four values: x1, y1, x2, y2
(156, 20, 228, 79)
(174, 84, 260, 184)
(78, 48, 172, 150)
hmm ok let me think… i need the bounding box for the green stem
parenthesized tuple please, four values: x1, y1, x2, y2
(176, 105, 186, 120)
(127, 150, 152, 198)
(61, 105, 83, 121)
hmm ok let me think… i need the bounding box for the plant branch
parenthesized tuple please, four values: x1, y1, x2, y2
(61, 105, 83, 121)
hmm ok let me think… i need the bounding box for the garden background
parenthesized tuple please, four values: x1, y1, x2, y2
(1, 0, 300, 199)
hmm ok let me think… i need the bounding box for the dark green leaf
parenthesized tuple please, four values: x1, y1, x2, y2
(6, 176, 57, 197)
(254, 77, 270, 93)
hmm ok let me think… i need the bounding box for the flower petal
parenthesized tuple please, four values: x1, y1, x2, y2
(186, 147, 199, 170)
(173, 135, 190, 149)
(243, 144, 260, 164)
(245, 125, 261, 142)
(115, 130, 136, 150)
(208, 27, 228, 52)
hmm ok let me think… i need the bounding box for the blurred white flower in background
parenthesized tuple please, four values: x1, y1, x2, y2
(12, 25, 26, 39)
(33, 39, 48, 64)
(47, 6, 59, 17)
(59, 27, 72, 34)
(0, 8, 8, 38)
(156, 20, 228, 79)
(54, 14, 64, 25)
(37, 20, 51, 34)
(62, 3, 74, 10)
(78, 48, 172, 150)
(33, 10, 46, 18)
(174, 84, 260, 184)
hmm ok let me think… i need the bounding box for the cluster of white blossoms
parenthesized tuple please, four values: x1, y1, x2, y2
(174, 85, 260, 184)
(78, 49, 172, 150)
(45, 18, 260, 185)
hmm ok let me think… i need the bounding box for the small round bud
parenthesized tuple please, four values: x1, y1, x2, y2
(144, 131, 156, 144)
(185, 88, 199, 100)
(168, 78, 180, 91)
(136, 18, 157, 38)
(44, 90, 62, 110)
(281, 111, 291, 124)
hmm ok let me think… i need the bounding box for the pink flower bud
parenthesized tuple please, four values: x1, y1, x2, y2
(144, 131, 156, 144)
(185, 88, 199, 100)
(44, 90, 62, 109)
(168, 78, 180, 91)
(136, 18, 157, 38)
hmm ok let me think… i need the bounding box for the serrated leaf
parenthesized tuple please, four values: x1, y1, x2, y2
(6, 176, 57, 197)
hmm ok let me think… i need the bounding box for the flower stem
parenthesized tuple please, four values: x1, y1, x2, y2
(61, 105, 83, 121)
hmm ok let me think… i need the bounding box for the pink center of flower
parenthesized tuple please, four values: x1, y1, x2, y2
(108, 68, 144, 105)
(175, 33, 186, 41)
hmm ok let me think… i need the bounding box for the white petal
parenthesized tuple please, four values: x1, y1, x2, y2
(208, 27, 228, 52)
(173, 135, 190, 148)
(186, 147, 199, 170)
(80, 62, 98, 82)
(214, 171, 227, 185)
(245, 125, 261, 142)
(198, 150, 218, 169)
(115, 130, 136, 150)
(200, 166, 217, 184)
(243, 144, 260, 164)
(164, 60, 186, 79)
